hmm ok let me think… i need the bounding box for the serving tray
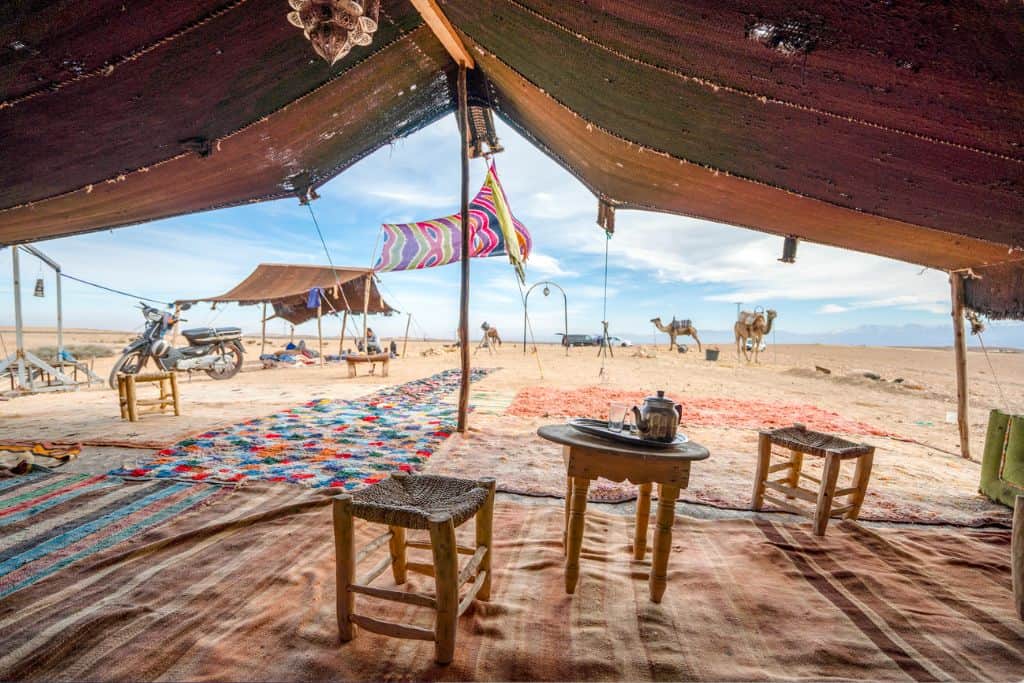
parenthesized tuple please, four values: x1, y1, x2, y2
(568, 417, 689, 449)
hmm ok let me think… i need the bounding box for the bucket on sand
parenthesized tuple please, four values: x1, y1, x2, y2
(705, 348, 720, 361)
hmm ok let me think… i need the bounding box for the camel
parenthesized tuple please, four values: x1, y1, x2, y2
(650, 317, 702, 352)
(734, 309, 777, 363)
(480, 322, 501, 348)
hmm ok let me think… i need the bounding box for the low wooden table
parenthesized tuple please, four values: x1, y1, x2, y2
(537, 424, 709, 603)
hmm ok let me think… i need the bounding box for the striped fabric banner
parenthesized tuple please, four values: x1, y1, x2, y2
(374, 163, 532, 279)
(0, 472, 225, 599)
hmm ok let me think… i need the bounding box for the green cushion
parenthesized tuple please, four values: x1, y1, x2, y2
(979, 409, 1024, 508)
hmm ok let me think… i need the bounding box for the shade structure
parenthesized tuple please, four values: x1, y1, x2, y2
(176, 264, 394, 325)
(0, 1, 1022, 316)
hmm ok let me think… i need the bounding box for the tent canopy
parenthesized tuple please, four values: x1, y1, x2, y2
(177, 264, 394, 326)
(1, 1, 1022, 316)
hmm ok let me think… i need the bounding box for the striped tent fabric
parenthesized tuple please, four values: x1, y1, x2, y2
(0, 471, 226, 599)
(374, 163, 532, 279)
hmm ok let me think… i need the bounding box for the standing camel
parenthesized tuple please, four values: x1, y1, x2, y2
(650, 317, 702, 352)
(480, 322, 502, 348)
(734, 309, 777, 363)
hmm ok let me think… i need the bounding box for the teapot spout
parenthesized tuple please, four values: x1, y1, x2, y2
(631, 405, 646, 431)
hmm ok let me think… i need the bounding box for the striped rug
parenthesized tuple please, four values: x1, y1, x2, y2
(0, 495, 1020, 681)
(0, 471, 227, 599)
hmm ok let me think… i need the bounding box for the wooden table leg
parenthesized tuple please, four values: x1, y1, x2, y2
(565, 477, 591, 594)
(563, 474, 573, 555)
(650, 483, 680, 603)
(633, 482, 653, 560)
(751, 432, 771, 510)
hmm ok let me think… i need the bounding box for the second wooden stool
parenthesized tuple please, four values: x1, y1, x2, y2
(333, 472, 496, 665)
(752, 423, 874, 536)
(117, 371, 180, 422)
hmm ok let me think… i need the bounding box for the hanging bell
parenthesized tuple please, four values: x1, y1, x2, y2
(33, 277, 45, 298)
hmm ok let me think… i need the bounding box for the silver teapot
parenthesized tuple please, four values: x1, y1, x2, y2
(631, 390, 683, 442)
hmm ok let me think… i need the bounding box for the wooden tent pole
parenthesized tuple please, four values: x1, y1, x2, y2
(950, 272, 971, 459)
(362, 274, 371, 352)
(260, 302, 268, 356)
(339, 310, 348, 355)
(456, 65, 471, 433)
(169, 303, 180, 347)
(317, 298, 324, 367)
(1014, 495, 1023, 621)
(402, 313, 412, 358)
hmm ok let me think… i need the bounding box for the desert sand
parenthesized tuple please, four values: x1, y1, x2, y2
(2, 327, 1021, 526)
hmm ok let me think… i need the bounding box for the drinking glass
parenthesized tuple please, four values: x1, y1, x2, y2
(609, 401, 629, 432)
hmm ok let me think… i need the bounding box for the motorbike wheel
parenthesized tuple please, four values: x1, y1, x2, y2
(107, 350, 147, 390)
(206, 341, 244, 380)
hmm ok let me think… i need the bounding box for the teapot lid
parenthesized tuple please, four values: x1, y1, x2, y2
(645, 390, 674, 404)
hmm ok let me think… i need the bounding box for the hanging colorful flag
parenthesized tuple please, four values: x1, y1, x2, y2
(374, 163, 532, 281)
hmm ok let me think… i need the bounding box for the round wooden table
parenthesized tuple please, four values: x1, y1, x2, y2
(537, 424, 710, 603)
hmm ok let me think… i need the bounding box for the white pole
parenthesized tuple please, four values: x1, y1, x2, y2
(12, 246, 26, 388)
(55, 264, 64, 361)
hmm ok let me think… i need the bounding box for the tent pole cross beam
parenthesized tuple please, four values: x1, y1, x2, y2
(457, 64, 471, 433)
(950, 271, 971, 460)
(409, 0, 474, 68)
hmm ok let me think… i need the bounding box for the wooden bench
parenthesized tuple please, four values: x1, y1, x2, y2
(117, 371, 180, 422)
(345, 353, 390, 378)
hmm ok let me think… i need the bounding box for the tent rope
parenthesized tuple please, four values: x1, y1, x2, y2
(598, 230, 611, 380)
(305, 201, 363, 340)
(59, 272, 171, 306)
(975, 329, 1012, 414)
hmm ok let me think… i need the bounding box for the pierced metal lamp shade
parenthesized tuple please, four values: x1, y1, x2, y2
(287, 0, 380, 65)
(34, 277, 45, 297)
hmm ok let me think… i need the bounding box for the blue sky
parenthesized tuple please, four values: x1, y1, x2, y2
(2, 114, 1018, 345)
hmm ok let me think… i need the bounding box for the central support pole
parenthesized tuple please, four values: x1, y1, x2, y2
(339, 309, 348, 355)
(260, 302, 268, 356)
(456, 65, 471, 433)
(950, 271, 971, 460)
(362, 274, 371, 351)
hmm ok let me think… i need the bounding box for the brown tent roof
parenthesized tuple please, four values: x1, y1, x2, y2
(0, 1, 1022, 315)
(177, 264, 394, 326)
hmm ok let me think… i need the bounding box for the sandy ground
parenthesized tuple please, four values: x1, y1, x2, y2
(2, 327, 1021, 524)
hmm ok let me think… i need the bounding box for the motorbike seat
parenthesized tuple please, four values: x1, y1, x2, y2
(182, 327, 242, 343)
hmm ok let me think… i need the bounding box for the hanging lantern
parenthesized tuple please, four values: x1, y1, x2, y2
(33, 277, 45, 297)
(287, 0, 380, 65)
(778, 235, 799, 264)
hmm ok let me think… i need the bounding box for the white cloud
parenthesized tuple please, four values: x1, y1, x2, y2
(819, 304, 848, 314)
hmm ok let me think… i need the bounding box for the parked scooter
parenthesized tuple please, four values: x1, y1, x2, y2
(108, 302, 244, 389)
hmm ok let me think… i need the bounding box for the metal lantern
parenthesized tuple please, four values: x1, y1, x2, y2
(33, 277, 44, 297)
(287, 0, 380, 65)
(779, 235, 799, 264)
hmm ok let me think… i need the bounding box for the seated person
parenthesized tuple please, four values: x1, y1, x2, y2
(389, 339, 398, 357)
(358, 328, 383, 354)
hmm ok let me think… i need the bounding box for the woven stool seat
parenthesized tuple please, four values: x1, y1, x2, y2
(753, 423, 875, 536)
(764, 425, 871, 458)
(334, 472, 497, 664)
(351, 474, 490, 530)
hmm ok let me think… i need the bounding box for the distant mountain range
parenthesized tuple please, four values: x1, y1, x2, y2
(611, 323, 1024, 350)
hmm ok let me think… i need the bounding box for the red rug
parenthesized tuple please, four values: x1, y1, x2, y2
(507, 386, 894, 437)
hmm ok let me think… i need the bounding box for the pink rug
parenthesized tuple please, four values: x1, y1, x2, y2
(507, 386, 895, 437)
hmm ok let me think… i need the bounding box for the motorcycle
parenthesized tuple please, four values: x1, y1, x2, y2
(108, 302, 245, 389)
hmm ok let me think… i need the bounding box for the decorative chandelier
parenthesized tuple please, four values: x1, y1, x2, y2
(287, 0, 380, 65)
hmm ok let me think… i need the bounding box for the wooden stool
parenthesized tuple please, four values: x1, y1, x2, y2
(752, 423, 874, 536)
(117, 371, 180, 422)
(345, 353, 390, 378)
(333, 472, 496, 665)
